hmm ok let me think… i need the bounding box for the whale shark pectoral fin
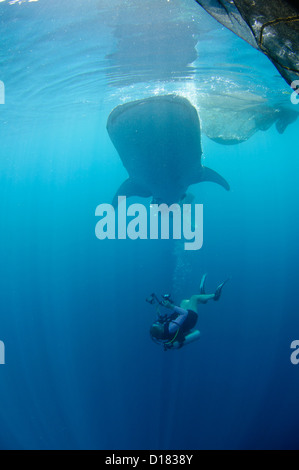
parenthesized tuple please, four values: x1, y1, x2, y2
(199, 167, 230, 191)
(179, 192, 195, 206)
(275, 108, 298, 134)
(112, 178, 152, 208)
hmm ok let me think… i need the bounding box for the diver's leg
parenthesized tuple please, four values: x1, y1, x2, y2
(180, 278, 229, 311)
(180, 299, 190, 310)
(198, 273, 208, 304)
(214, 279, 229, 301)
(199, 273, 207, 295)
(189, 294, 215, 312)
(198, 274, 229, 303)
(180, 294, 214, 313)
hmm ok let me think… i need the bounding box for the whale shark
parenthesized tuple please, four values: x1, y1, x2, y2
(107, 95, 230, 207)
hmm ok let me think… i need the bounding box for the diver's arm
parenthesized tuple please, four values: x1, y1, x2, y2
(162, 300, 174, 310)
(162, 301, 188, 317)
(168, 307, 189, 334)
(172, 306, 189, 318)
(161, 301, 189, 329)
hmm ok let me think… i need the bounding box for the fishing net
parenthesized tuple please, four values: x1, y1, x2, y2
(194, 0, 299, 86)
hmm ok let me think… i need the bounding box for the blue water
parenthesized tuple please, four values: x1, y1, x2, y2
(0, 0, 299, 450)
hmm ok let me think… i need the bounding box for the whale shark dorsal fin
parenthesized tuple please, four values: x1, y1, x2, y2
(112, 178, 152, 208)
(198, 166, 230, 191)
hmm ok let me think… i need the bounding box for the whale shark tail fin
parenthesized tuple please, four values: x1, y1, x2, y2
(112, 178, 152, 208)
(199, 167, 230, 191)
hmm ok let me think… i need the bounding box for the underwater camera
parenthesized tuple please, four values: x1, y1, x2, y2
(161, 294, 173, 302)
(146, 293, 174, 305)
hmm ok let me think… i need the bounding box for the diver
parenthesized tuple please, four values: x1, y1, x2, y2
(148, 274, 229, 351)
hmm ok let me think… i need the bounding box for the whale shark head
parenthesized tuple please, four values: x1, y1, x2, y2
(107, 94, 230, 207)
